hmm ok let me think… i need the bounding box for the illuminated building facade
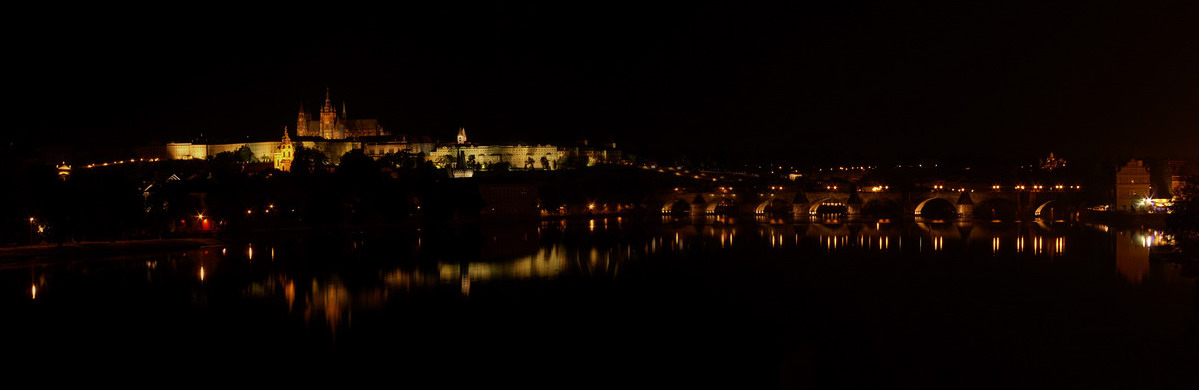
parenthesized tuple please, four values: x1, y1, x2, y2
(296, 89, 389, 139)
(365, 128, 620, 170)
(1115, 159, 1152, 212)
(145, 93, 621, 170)
(273, 127, 294, 172)
(1041, 152, 1066, 171)
(362, 135, 438, 157)
(160, 138, 357, 165)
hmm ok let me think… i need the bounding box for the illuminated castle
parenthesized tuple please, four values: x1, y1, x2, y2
(151, 90, 621, 170)
(296, 89, 389, 139)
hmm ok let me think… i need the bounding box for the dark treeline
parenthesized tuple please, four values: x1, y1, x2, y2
(0, 147, 680, 246)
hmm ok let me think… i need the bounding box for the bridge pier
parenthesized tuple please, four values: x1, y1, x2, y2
(690, 194, 708, 217)
(792, 203, 810, 218)
(956, 192, 974, 220)
(846, 192, 862, 221)
(792, 191, 810, 220)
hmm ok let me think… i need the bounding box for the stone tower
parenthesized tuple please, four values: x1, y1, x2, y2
(457, 127, 468, 144)
(274, 127, 294, 172)
(296, 102, 309, 137)
(1116, 159, 1152, 212)
(320, 88, 338, 139)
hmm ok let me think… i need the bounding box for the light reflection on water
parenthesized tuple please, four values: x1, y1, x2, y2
(4, 218, 1195, 337)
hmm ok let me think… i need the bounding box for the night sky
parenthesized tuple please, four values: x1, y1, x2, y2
(11, 2, 1199, 161)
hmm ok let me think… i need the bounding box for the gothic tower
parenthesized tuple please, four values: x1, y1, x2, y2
(296, 102, 309, 137)
(457, 127, 468, 144)
(320, 88, 337, 139)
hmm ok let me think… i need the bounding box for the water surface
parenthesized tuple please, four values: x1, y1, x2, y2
(5, 219, 1196, 387)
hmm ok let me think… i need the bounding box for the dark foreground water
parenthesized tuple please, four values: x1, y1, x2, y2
(4, 218, 1197, 388)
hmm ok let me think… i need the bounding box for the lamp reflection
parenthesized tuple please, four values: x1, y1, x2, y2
(1116, 231, 1152, 284)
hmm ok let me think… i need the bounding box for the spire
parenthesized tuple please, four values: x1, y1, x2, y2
(341, 101, 347, 118)
(282, 126, 291, 142)
(298, 101, 306, 116)
(457, 127, 467, 144)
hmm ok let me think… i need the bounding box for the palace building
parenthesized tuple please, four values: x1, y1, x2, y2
(144, 90, 621, 172)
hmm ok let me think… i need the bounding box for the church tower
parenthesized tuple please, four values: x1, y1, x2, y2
(296, 102, 309, 137)
(320, 88, 337, 139)
(457, 127, 468, 144)
(274, 126, 295, 172)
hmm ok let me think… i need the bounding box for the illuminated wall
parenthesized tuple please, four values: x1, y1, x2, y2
(165, 142, 281, 162)
(164, 140, 361, 165)
(1115, 159, 1152, 212)
(426, 144, 564, 169)
(362, 141, 438, 158)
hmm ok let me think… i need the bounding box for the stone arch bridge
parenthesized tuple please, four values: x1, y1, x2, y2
(652, 190, 1082, 220)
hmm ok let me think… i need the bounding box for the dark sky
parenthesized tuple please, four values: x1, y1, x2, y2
(11, 2, 1199, 161)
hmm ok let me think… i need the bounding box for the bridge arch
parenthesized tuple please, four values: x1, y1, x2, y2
(861, 198, 901, 219)
(662, 199, 690, 215)
(914, 197, 958, 219)
(808, 198, 849, 216)
(1034, 200, 1062, 219)
(755, 198, 793, 215)
(974, 197, 1019, 221)
(706, 197, 737, 215)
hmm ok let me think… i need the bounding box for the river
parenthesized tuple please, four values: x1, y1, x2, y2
(4, 218, 1196, 388)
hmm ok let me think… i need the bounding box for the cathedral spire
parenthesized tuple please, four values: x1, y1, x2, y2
(321, 89, 336, 113)
(296, 102, 309, 136)
(456, 127, 467, 144)
(282, 126, 291, 142)
(319, 88, 337, 139)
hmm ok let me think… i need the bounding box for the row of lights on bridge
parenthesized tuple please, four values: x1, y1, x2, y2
(1009, 185, 1080, 191)
(681, 184, 1079, 194)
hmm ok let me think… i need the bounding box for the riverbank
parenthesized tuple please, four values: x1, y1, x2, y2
(1079, 210, 1169, 229)
(0, 238, 223, 265)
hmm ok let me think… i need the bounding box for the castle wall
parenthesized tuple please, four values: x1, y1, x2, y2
(165, 143, 210, 160)
(208, 142, 281, 161)
(426, 145, 564, 169)
(363, 141, 440, 158)
(164, 142, 281, 162)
